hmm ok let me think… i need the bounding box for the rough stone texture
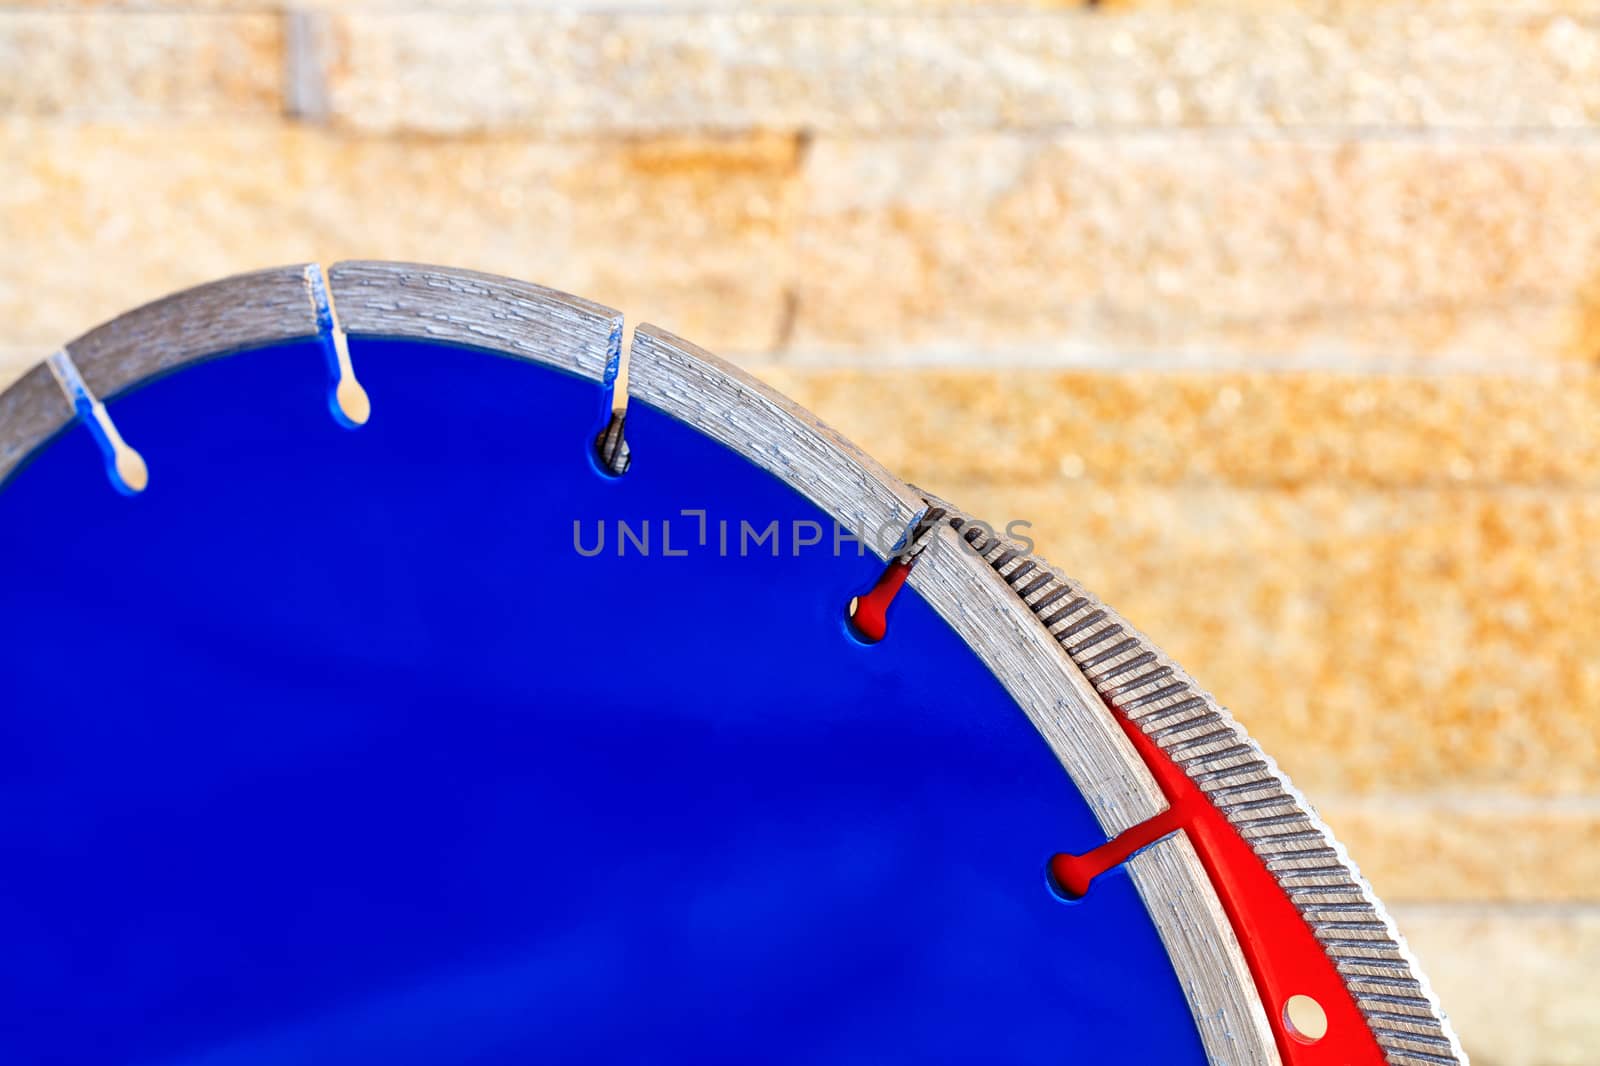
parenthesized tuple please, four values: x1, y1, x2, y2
(792, 134, 1600, 365)
(0, 13, 283, 117)
(0, 351, 34, 386)
(930, 479, 1600, 797)
(1394, 905, 1600, 1066)
(10, 124, 1600, 368)
(763, 366, 1600, 489)
(1320, 797, 1600, 903)
(313, 9, 1600, 134)
(0, 122, 798, 355)
(14, 1, 1600, 8)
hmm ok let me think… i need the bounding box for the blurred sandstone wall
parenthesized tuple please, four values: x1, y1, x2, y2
(2, 2, 1598, 1062)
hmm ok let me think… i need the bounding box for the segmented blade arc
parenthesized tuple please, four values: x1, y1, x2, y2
(922, 497, 1467, 1066)
(0, 262, 1463, 1066)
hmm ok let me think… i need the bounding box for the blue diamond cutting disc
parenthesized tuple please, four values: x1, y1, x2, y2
(0, 263, 1465, 1066)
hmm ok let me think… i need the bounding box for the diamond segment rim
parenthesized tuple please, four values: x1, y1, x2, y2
(923, 497, 1467, 1066)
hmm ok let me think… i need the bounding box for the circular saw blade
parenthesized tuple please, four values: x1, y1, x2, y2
(0, 263, 1463, 1066)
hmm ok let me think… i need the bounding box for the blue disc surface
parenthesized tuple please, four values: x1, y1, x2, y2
(0, 338, 1206, 1065)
